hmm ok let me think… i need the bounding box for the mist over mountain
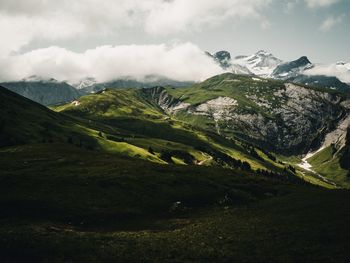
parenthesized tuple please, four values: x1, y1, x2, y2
(2, 0, 350, 261)
(207, 50, 350, 92)
(3, 48, 350, 106)
(0, 76, 81, 105)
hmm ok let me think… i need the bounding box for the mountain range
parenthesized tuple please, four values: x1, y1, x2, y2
(1, 72, 349, 187)
(1, 70, 350, 261)
(0, 76, 82, 106)
(210, 50, 350, 92)
(1, 50, 349, 106)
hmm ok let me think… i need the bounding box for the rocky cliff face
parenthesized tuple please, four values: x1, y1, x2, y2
(144, 77, 348, 155)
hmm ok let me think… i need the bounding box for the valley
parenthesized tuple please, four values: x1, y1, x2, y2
(1, 71, 350, 262)
(2, 1, 350, 261)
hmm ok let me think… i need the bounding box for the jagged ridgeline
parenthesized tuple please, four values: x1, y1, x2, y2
(2, 73, 350, 262)
(53, 73, 349, 187)
(0, 78, 82, 106)
(0, 82, 300, 185)
(1, 72, 350, 187)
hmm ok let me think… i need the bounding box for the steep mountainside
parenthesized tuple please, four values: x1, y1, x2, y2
(0, 86, 74, 147)
(148, 74, 347, 153)
(2, 73, 349, 188)
(1, 78, 81, 105)
(1, 84, 302, 179)
(56, 73, 349, 187)
(2, 76, 350, 262)
(55, 88, 300, 177)
(288, 75, 350, 93)
(142, 73, 350, 186)
(0, 86, 164, 163)
(271, 56, 313, 79)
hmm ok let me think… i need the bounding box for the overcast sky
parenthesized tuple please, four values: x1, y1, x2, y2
(0, 0, 349, 82)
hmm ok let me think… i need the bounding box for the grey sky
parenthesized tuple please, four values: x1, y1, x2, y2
(18, 0, 349, 63)
(0, 0, 349, 82)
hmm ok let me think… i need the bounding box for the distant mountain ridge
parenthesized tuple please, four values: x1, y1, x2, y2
(0, 77, 82, 106)
(207, 50, 350, 92)
(73, 75, 193, 94)
(271, 56, 313, 79)
(2, 50, 350, 106)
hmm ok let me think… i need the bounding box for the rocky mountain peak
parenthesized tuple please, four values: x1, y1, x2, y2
(213, 50, 232, 69)
(295, 56, 311, 67)
(255, 50, 273, 57)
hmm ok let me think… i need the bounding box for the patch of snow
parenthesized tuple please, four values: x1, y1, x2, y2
(232, 50, 282, 77)
(71, 100, 80, 106)
(298, 159, 314, 172)
(73, 77, 97, 89)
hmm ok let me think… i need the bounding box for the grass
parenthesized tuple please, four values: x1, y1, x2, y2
(2, 84, 350, 261)
(0, 143, 284, 224)
(2, 84, 345, 187)
(52, 87, 293, 174)
(1, 144, 350, 262)
(308, 146, 350, 188)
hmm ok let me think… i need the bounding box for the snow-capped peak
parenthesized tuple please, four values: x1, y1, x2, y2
(255, 50, 273, 56)
(336, 61, 346, 66)
(74, 77, 97, 89)
(232, 50, 282, 77)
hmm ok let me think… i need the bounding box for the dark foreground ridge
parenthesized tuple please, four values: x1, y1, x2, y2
(1, 144, 350, 262)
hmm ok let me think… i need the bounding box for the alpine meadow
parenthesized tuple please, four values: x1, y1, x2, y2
(1, 0, 350, 262)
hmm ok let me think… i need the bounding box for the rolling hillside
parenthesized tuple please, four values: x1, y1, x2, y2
(53, 88, 296, 176)
(51, 74, 350, 187)
(1, 75, 350, 262)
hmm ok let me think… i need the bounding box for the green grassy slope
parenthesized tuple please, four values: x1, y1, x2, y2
(0, 85, 292, 177)
(163, 74, 349, 187)
(0, 144, 350, 262)
(308, 146, 350, 188)
(52, 87, 310, 182)
(1, 81, 350, 262)
(1, 83, 339, 188)
(166, 73, 284, 110)
(0, 86, 165, 163)
(165, 73, 344, 133)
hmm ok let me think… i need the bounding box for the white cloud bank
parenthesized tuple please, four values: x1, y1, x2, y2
(0, 0, 274, 83)
(305, 63, 350, 83)
(0, 42, 224, 83)
(0, 0, 273, 55)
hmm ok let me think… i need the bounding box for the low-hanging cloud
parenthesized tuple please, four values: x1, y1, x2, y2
(305, 63, 350, 83)
(0, 42, 224, 83)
